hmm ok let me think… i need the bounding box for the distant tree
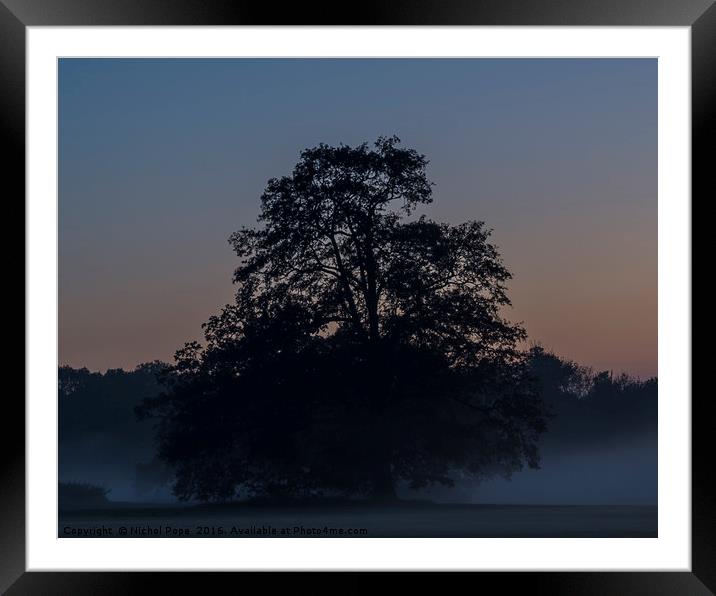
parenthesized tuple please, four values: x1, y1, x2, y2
(60, 362, 167, 440)
(59, 362, 168, 497)
(527, 346, 657, 449)
(527, 345, 591, 399)
(139, 137, 548, 501)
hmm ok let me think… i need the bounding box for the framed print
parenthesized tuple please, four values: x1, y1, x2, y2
(5, 0, 712, 592)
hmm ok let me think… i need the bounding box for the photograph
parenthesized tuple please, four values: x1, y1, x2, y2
(4, 0, 708, 587)
(57, 57, 658, 539)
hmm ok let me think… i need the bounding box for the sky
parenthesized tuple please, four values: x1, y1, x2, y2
(59, 58, 657, 378)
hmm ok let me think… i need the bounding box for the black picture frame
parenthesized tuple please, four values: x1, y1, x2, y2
(4, 0, 711, 592)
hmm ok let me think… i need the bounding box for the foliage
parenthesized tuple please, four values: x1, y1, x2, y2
(527, 345, 657, 448)
(139, 137, 549, 501)
(59, 363, 169, 497)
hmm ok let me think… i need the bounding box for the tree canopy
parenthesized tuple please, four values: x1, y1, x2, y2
(139, 136, 548, 501)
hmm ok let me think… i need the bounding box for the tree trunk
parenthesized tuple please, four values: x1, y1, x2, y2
(367, 387, 396, 501)
(371, 457, 396, 501)
(366, 337, 396, 501)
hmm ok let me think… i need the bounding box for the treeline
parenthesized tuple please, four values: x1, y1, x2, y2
(59, 362, 171, 499)
(58, 348, 656, 500)
(528, 346, 657, 449)
(59, 361, 166, 440)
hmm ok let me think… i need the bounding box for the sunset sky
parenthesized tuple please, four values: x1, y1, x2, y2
(59, 58, 657, 378)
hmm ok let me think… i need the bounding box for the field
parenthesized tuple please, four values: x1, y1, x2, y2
(59, 502, 657, 538)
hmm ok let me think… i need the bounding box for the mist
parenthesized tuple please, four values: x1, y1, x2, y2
(59, 351, 657, 507)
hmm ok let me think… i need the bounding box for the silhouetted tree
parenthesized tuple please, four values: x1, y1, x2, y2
(60, 362, 167, 439)
(527, 346, 657, 449)
(59, 362, 168, 496)
(139, 137, 548, 501)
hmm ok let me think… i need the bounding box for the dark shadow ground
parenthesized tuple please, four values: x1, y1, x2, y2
(59, 501, 657, 538)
